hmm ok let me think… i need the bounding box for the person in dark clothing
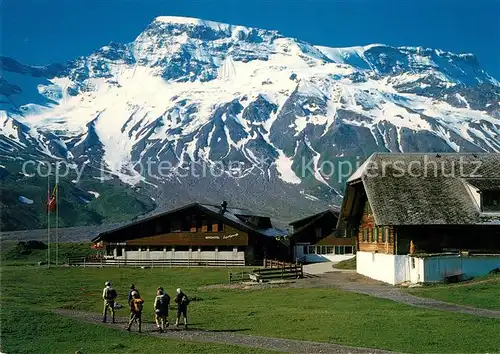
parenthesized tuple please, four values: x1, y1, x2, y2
(154, 288, 170, 332)
(128, 284, 140, 305)
(174, 288, 189, 328)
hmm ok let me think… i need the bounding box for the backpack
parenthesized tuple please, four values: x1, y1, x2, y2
(106, 287, 117, 300)
(181, 295, 190, 306)
(156, 294, 170, 312)
(134, 298, 144, 313)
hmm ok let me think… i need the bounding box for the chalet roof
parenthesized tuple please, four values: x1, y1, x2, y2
(289, 208, 339, 226)
(93, 202, 287, 242)
(288, 209, 339, 240)
(465, 178, 500, 190)
(345, 153, 500, 226)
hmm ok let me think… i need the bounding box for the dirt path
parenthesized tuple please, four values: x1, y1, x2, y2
(299, 272, 500, 319)
(55, 309, 395, 354)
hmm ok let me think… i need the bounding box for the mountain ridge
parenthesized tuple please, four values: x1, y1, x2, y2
(1, 16, 499, 230)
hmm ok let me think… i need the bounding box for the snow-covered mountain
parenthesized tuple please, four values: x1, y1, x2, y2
(1, 16, 500, 222)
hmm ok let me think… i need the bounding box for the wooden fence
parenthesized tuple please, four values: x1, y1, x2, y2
(67, 257, 245, 268)
(228, 271, 252, 283)
(249, 259, 303, 282)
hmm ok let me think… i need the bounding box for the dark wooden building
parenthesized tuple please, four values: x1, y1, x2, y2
(337, 153, 500, 284)
(92, 202, 288, 266)
(289, 210, 355, 263)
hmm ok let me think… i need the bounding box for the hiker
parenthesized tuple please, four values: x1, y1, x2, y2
(128, 284, 140, 324)
(154, 288, 170, 332)
(174, 288, 190, 328)
(128, 284, 140, 305)
(102, 281, 117, 323)
(126, 291, 144, 332)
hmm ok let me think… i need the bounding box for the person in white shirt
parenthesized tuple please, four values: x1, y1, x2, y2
(102, 281, 117, 323)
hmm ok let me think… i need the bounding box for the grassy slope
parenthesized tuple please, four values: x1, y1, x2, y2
(1, 241, 102, 266)
(2, 266, 500, 353)
(332, 256, 356, 269)
(406, 275, 500, 310)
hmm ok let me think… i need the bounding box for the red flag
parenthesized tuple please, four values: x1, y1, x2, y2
(47, 184, 58, 213)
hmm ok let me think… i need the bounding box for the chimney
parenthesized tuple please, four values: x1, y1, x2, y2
(220, 201, 228, 215)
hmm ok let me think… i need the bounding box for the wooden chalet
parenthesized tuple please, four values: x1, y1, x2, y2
(337, 153, 500, 284)
(92, 202, 288, 266)
(289, 210, 355, 263)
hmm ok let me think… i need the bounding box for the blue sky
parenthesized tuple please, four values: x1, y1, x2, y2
(2, 0, 499, 79)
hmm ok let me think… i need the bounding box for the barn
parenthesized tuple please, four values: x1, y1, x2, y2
(337, 153, 500, 284)
(92, 202, 288, 266)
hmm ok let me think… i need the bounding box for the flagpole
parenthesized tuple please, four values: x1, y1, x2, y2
(47, 175, 50, 268)
(56, 180, 59, 266)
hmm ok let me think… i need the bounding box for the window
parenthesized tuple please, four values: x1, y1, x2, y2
(190, 216, 198, 232)
(181, 216, 191, 232)
(382, 228, 389, 243)
(482, 190, 500, 212)
(116, 247, 123, 257)
(303, 245, 309, 255)
(362, 229, 368, 242)
(345, 246, 353, 254)
(201, 218, 214, 232)
(411, 257, 416, 269)
(326, 246, 334, 254)
(171, 219, 181, 232)
(373, 228, 379, 243)
(308, 246, 316, 254)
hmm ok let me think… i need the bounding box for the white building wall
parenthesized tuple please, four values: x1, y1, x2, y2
(421, 255, 500, 283)
(114, 247, 244, 262)
(394, 254, 410, 284)
(357, 251, 397, 285)
(358, 252, 500, 285)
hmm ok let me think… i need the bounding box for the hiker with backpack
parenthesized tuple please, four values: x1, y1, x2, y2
(126, 290, 144, 333)
(174, 288, 190, 328)
(153, 287, 170, 332)
(128, 284, 140, 306)
(102, 281, 117, 323)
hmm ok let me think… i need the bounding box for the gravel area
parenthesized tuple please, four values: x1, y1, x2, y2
(55, 309, 396, 354)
